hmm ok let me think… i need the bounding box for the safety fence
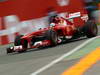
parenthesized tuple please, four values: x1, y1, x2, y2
(0, 15, 48, 45)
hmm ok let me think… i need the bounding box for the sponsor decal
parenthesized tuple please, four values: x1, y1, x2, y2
(81, 14, 89, 22)
(68, 12, 81, 19)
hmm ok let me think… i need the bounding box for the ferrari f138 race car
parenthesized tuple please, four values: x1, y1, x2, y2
(6, 14, 98, 54)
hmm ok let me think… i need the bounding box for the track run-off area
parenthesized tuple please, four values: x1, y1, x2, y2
(0, 26, 100, 75)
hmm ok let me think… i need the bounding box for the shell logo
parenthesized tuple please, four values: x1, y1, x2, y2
(57, 0, 70, 6)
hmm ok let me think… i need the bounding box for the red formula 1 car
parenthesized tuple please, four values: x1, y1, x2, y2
(6, 16, 98, 54)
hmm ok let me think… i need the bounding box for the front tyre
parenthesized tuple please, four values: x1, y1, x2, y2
(45, 29, 58, 46)
(14, 35, 23, 46)
(14, 35, 28, 52)
(6, 47, 14, 54)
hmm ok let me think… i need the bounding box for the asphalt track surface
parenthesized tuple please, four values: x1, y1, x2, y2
(0, 26, 100, 75)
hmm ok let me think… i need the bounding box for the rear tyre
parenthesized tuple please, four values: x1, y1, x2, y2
(83, 20, 98, 38)
(45, 29, 58, 46)
(14, 35, 28, 52)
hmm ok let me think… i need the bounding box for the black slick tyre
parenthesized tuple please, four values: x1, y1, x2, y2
(14, 35, 28, 52)
(6, 47, 13, 54)
(45, 29, 58, 46)
(83, 20, 98, 38)
(14, 35, 23, 46)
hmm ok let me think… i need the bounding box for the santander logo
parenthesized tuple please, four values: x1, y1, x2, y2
(57, 0, 70, 6)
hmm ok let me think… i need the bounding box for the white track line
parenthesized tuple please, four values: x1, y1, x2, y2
(30, 36, 99, 75)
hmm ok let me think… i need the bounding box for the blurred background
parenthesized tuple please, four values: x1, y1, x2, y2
(0, 0, 100, 45)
